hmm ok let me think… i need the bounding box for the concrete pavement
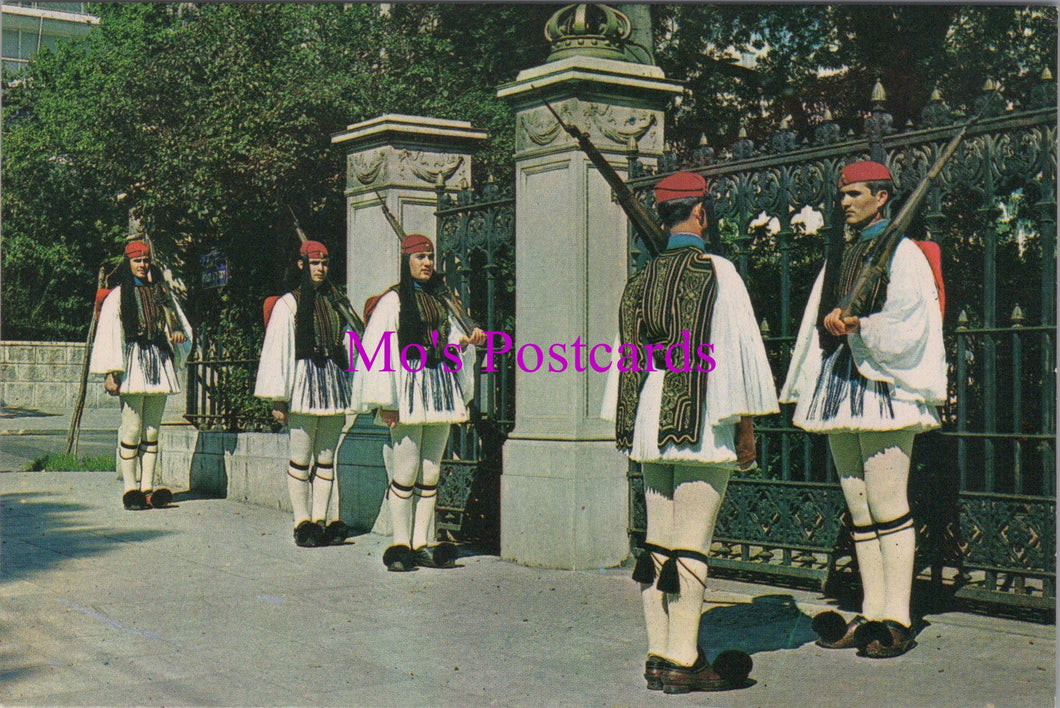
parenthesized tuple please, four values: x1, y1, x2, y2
(0, 404, 129, 472)
(1, 470, 1054, 707)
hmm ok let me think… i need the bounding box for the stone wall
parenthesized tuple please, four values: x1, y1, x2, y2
(0, 341, 110, 410)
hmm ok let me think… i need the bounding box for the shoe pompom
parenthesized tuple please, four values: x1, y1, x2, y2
(123, 490, 147, 510)
(432, 542, 458, 568)
(149, 488, 172, 508)
(811, 611, 848, 643)
(854, 620, 893, 650)
(712, 650, 752, 684)
(383, 544, 412, 568)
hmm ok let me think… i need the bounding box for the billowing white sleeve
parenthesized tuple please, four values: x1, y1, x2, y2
(447, 313, 477, 405)
(848, 239, 947, 404)
(254, 295, 296, 402)
(779, 268, 826, 403)
(89, 288, 125, 376)
(349, 291, 401, 413)
(705, 257, 780, 424)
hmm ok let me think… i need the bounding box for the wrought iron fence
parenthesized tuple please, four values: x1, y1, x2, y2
(185, 354, 274, 432)
(434, 178, 516, 549)
(625, 75, 1056, 613)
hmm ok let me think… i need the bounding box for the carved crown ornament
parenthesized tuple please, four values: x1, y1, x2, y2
(544, 3, 632, 62)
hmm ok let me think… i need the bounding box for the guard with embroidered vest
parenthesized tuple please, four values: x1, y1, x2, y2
(601, 172, 777, 693)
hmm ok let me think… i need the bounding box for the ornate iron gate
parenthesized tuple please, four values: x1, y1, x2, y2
(626, 76, 1056, 614)
(434, 179, 516, 551)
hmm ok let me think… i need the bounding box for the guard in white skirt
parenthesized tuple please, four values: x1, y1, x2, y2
(90, 240, 192, 511)
(255, 240, 353, 548)
(601, 172, 778, 694)
(780, 160, 946, 658)
(350, 233, 485, 572)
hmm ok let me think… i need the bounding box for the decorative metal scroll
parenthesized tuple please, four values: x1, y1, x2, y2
(433, 180, 516, 549)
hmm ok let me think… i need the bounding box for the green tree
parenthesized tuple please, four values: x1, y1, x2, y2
(1, 3, 555, 345)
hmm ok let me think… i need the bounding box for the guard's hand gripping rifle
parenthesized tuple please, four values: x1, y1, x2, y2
(287, 206, 366, 336)
(371, 190, 480, 334)
(838, 92, 999, 318)
(533, 85, 666, 258)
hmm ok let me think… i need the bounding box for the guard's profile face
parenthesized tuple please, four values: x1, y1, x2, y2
(840, 183, 888, 226)
(409, 251, 434, 282)
(130, 256, 150, 280)
(299, 257, 329, 283)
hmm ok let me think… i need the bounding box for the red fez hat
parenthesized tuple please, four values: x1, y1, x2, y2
(401, 233, 434, 255)
(299, 240, 329, 259)
(839, 161, 892, 187)
(124, 240, 150, 259)
(655, 172, 707, 204)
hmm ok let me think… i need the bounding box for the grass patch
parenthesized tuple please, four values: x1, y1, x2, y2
(25, 452, 114, 472)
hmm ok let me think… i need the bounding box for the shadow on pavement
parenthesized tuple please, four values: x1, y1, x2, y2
(0, 406, 61, 419)
(0, 491, 170, 583)
(698, 593, 819, 658)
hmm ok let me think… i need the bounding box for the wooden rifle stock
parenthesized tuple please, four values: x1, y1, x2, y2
(287, 206, 366, 336)
(370, 191, 480, 334)
(532, 85, 665, 258)
(839, 92, 999, 318)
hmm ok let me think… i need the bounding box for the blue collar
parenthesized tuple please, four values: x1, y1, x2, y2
(666, 232, 705, 252)
(133, 276, 147, 286)
(859, 219, 889, 241)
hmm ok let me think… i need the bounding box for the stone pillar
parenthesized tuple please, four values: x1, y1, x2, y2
(331, 114, 488, 311)
(497, 56, 681, 568)
(331, 114, 488, 535)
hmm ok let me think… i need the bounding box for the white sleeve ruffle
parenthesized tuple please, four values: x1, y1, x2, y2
(254, 294, 296, 402)
(349, 291, 402, 413)
(779, 268, 826, 403)
(848, 239, 947, 404)
(89, 287, 125, 376)
(705, 257, 780, 424)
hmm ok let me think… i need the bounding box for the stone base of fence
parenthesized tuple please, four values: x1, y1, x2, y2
(157, 416, 390, 533)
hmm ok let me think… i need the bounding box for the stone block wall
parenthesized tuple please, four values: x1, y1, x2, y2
(0, 341, 112, 410)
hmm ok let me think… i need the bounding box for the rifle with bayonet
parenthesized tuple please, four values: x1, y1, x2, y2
(287, 206, 366, 336)
(838, 91, 999, 318)
(371, 190, 480, 334)
(532, 84, 666, 258)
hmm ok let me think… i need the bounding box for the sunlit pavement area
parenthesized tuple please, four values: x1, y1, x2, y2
(0, 469, 1053, 707)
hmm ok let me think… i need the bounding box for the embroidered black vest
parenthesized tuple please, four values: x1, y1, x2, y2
(616, 247, 718, 451)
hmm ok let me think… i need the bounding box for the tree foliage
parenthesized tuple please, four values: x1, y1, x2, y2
(1, 3, 555, 343)
(654, 5, 1057, 153)
(2, 3, 1054, 345)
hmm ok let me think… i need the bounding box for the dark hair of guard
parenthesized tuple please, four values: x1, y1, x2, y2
(657, 196, 703, 230)
(397, 252, 446, 352)
(294, 254, 315, 358)
(118, 256, 168, 347)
